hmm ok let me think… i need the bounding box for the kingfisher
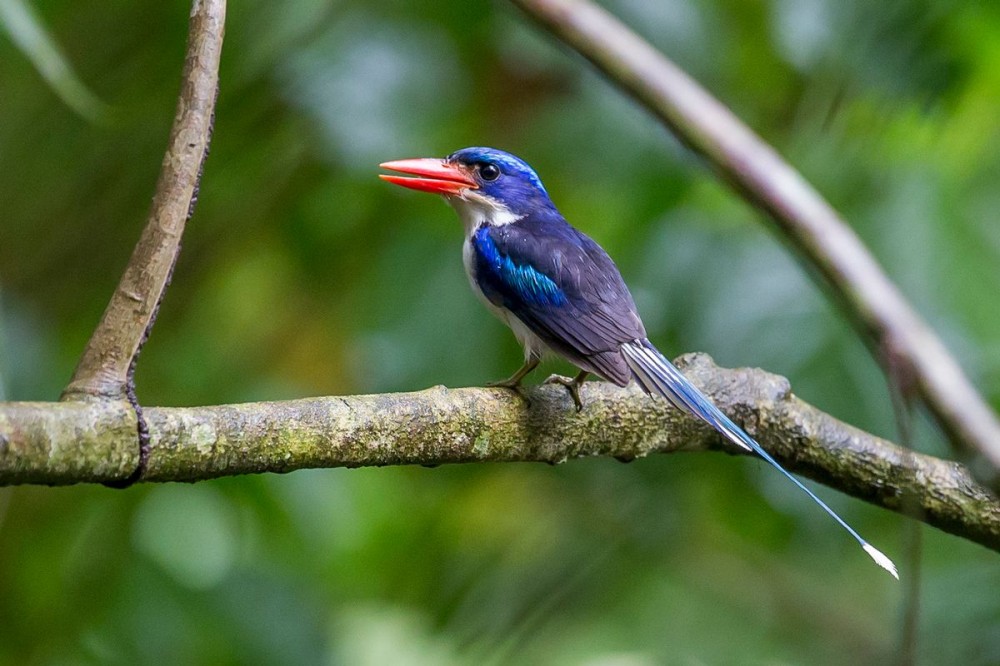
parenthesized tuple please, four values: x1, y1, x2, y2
(380, 146, 897, 578)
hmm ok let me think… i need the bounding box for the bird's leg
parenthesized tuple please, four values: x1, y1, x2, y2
(486, 358, 540, 403)
(544, 370, 589, 412)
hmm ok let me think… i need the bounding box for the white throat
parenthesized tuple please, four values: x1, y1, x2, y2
(447, 190, 523, 236)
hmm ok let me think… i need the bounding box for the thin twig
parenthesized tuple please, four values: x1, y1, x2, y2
(507, 0, 1000, 481)
(3, 353, 999, 554)
(61, 0, 226, 403)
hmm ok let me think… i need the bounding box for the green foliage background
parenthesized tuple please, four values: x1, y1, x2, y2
(2, 0, 999, 663)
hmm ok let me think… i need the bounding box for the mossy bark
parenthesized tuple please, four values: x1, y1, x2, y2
(2, 354, 997, 552)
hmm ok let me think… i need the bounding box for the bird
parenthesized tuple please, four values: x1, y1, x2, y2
(380, 146, 897, 579)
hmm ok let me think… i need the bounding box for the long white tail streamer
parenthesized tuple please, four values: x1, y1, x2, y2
(621, 341, 898, 579)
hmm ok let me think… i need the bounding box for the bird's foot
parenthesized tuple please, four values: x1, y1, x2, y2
(486, 359, 540, 406)
(544, 371, 588, 412)
(486, 377, 531, 406)
(486, 376, 520, 389)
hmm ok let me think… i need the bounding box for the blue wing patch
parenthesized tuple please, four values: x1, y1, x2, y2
(474, 226, 567, 307)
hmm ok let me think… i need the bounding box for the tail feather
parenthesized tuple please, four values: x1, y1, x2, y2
(620, 340, 898, 580)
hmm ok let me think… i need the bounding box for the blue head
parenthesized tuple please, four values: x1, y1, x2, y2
(380, 147, 557, 228)
(445, 147, 552, 212)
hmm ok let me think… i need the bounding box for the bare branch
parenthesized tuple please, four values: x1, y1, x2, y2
(507, 0, 1000, 479)
(3, 354, 998, 553)
(61, 0, 226, 401)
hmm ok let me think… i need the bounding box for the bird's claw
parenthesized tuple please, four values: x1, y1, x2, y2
(486, 378, 531, 407)
(544, 374, 585, 412)
(485, 358, 540, 407)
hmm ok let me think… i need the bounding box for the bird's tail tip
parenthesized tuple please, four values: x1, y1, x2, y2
(622, 339, 899, 580)
(863, 543, 899, 580)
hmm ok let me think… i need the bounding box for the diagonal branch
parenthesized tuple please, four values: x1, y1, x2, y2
(3, 354, 998, 553)
(507, 0, 1000, 481)
(61, 0, 226, 402)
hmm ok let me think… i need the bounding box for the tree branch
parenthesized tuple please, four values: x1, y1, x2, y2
(61, 0, 225, 402)
(3, 353, 998, 552)
(507, 0, 1000, 480)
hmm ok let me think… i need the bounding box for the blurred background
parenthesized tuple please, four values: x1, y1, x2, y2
(2, 0, 999, 663)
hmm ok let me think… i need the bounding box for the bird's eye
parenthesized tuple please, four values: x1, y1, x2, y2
(479, 163, 501, 181)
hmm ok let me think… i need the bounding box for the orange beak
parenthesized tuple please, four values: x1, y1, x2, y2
(379, 158, 478, 195)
